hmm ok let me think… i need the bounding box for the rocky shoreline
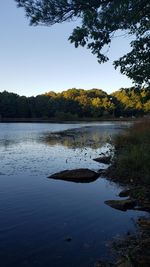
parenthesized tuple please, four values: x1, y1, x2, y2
(98, 157, 150, 267)
(49, 164, 150, 266)
(49, 157, 150, 266)
(48, 125, 150, 267)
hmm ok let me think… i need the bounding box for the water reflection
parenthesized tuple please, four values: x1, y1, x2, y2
(0, 122, 130, 150)
(0, 138, 18, 149)
(0, 122, 146, 267)
(0, 123, 125, 177)
(43, 126, 113, 149)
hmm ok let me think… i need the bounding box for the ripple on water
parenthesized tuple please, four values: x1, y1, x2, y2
(0, 122, 144, 267)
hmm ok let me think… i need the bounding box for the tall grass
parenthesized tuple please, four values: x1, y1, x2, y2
(111, 120, 150, 185)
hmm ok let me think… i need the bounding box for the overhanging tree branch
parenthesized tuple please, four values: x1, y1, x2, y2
(15, 0, 150, 86)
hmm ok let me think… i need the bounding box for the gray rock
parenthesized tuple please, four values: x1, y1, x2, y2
(48, 168, 99, 183)
(119, 189, 131, 197)
(104, 199, 136, 211)
(134, 205, 150, 212)
(93, 156, 111, 164)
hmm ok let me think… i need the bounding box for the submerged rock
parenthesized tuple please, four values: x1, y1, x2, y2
(119, 189, 131, 197)
(104, 199, 136, 211)
(93, 156, 111, 164)
(64, 236, 72, 242)
(94, 261, 113, 267)
(48, 168, 99, 183)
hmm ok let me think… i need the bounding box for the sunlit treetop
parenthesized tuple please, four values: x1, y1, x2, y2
(15, 0, 150, 86)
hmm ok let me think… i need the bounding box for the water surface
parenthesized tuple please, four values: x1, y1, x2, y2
(0, 122, 145, 267)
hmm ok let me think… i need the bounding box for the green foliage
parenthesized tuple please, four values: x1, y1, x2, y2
(0, 91, 20, 117)
(112, 87, 150, 116)
(15, 0, 150, 85)
(114, 36, 150, 86)
(0, 87, 150, 119)
(54, 111, 79, 121)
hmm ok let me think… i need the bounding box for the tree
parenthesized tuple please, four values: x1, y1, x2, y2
(15, 0, 150, 86)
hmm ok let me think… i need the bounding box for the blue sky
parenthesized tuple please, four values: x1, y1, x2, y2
(0, 0, 133, 96)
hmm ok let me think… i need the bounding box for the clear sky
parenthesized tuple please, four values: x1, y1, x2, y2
(0, 0, 133, 96)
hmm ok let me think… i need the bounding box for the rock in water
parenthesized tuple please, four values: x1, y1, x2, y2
(94, 261, 112, 267)
(118, 189, 131, 197)
(64, 236, 72, 242)
(104, 199, 136, 211)
(93, 156, 111, 164)
(48, 168, 99, 183)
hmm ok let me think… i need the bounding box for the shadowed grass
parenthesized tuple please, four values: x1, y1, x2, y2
(110, 120, 150, 184)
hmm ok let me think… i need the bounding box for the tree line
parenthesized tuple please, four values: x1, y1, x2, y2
(0, 88, 150, 119)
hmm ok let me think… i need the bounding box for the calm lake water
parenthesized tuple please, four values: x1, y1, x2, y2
(0, 122, 146, 267)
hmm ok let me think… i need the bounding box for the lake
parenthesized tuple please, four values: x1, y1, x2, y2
(0, 122, 146, 267)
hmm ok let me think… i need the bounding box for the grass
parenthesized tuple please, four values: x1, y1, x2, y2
(110, 119, 150, 185)
(107, 119, 150, 267)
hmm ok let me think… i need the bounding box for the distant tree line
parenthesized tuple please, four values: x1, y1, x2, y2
(0, 88, 150, 119)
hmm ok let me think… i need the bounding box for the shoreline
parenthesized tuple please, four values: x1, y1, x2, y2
(46, 121, 150, 267)
(0, 117, 140, 123)
(101, 120, 150, 267)
(43, 122, 150, 266)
